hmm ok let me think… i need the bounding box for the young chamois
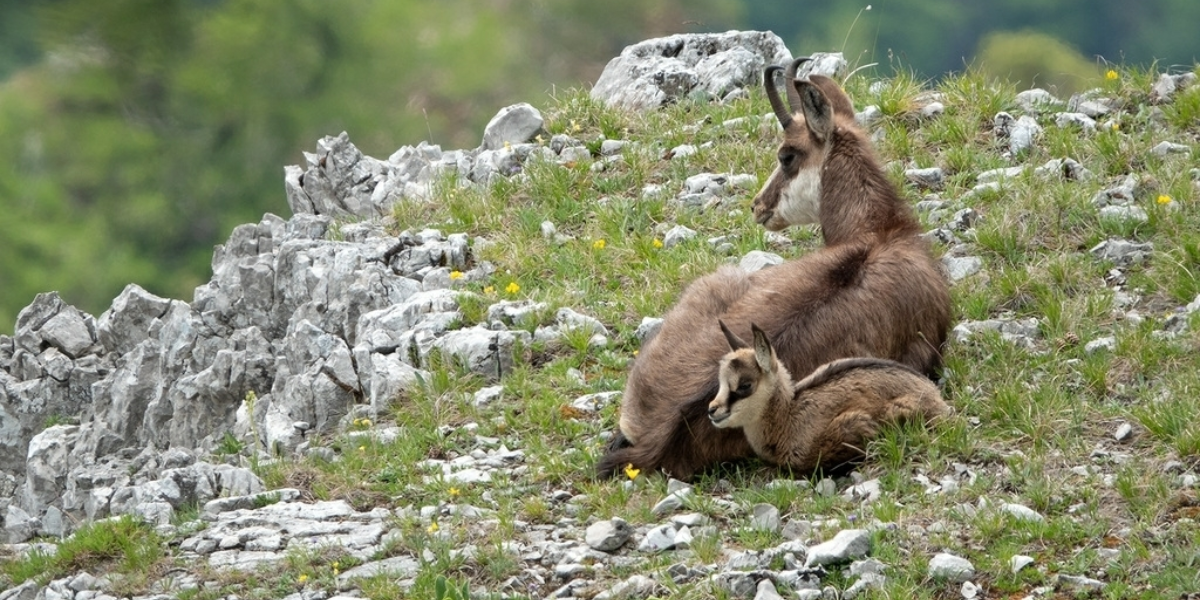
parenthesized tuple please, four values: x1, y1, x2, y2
(596, 59, 951, 480)
(709, 321, 950, 474)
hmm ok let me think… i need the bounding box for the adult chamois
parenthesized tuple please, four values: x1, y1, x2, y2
(596, 59, 950, 480)
(708, 321, 950, 474)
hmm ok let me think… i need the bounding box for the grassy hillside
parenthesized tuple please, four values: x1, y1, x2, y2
(6, 66, 1200, 598)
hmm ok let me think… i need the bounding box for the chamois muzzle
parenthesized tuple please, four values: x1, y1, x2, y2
(707, 402, 727, 425)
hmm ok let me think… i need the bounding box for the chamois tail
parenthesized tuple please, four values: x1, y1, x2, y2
(595, 381, 724, 481)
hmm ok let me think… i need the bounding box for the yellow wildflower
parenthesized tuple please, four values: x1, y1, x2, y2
(1157, 194, 1173, 205)
(449, 487, 460, 497)
(298, 574, 309, 584)
(360, 418, 371, 427)
(427, 521, 439, 533)
(571, 119, 581, 133)
(652, 239, 664, 248)
(483, 285, 496, 295)
(357, 445, 366, 452)
(1105, 69, 1118, 81)
(593, 239, 607, 250)
(624, 463, 641, 480)
(506, 282, 521, 295)
(449, 270, 464, 280)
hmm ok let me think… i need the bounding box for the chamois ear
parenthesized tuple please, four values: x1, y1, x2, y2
(794, 79, 834, 143)
(807, 74, 856, 120)
(719, 319, 748, 350)
(750, 323, 774, 372)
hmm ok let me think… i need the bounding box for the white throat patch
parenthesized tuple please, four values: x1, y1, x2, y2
(777, 166, 822, 226)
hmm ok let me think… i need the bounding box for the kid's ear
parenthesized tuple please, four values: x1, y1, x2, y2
(751, 324, 774, 372)
(719, 319, 748, 350)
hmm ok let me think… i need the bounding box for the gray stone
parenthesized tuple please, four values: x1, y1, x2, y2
(977, 166, 1026, 183)
(1115, 421, 1134, 441)
(952, 317, 1041, 346)
(426, 326, 528, 380)
(556, 308, 610, 337)
(754, 579, 785, 600)
(1016, 88, 1062, 113)
(22, 425, 81, 515)
(201, 488, 298, 519)
(96, 284, 172, 355)
(1010, 554, 1035, 573)
(1084, 336, 1117, 354)
(842, 478, 882, 502)
(570, 391, 621, 414)
(928, 552, 975, 582)
(651, 491, 687, 516)
(482, 103, 544, 151)
(473, 385, 503, 408)
(1151, 72, 1197, 104)
(598, 574, 658, 600)
(1069, 95, 1114, 117)
(635, 317, 664, 342)
(740, 251, 784, 273)
(592, 31, 791, 110)
(1091, 175, 1139, 207)
(1150, 141, 1191, 157)
(905, 167, 944, 189)
(1055, 112, 1098, 130)
(1099, 205, 1149, 223)
(712, 571, 760, 598)
(0, 582, 39, 600)
(942, 256, 983, 282)
(1035, 157, 1093, 181)
(663, 225, 697, 249)
(600, 140, 628, 156)
(637, 523, 677, 553)
(1001, 502, 1045, 522)
(749, 503, 781, 532)
(804, 529, 871, 567)
(1089, 238, 1152, 267)
(1057, 573, 1106, 590)
(844, 573, 886, 599)
(586, 518, 633, 552)
(5, 503, 40, 543)
(995, 112, 1041, 153)
(337, 555, 419, 588)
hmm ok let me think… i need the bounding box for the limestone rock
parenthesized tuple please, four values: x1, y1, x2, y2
(929, 552, 975, 582)
(482, 103, 544, 151)
(592, 31, 791, 110)
(586, 517, 634, 552)
(804, 529, 871, 567)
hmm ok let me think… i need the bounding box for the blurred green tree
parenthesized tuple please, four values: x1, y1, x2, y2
(0, 0, 738, 332)
(974, 30, 1098, 96)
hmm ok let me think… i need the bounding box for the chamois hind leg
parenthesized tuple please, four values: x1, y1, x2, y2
(878, 391, 951, 423)
(811, 410, 882, 472)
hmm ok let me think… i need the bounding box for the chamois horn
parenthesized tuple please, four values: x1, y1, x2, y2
(783, 56, 811, 113)
(764, 57, 812, 129)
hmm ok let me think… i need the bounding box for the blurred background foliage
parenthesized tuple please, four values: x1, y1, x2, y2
(0, 0, 1197, 332)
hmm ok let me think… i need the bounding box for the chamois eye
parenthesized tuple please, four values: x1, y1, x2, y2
(736, 381, 753, 395)
(777, 152, 795, 169)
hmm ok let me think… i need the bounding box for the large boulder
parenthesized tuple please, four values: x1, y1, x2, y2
(591, 31, 792, 110)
